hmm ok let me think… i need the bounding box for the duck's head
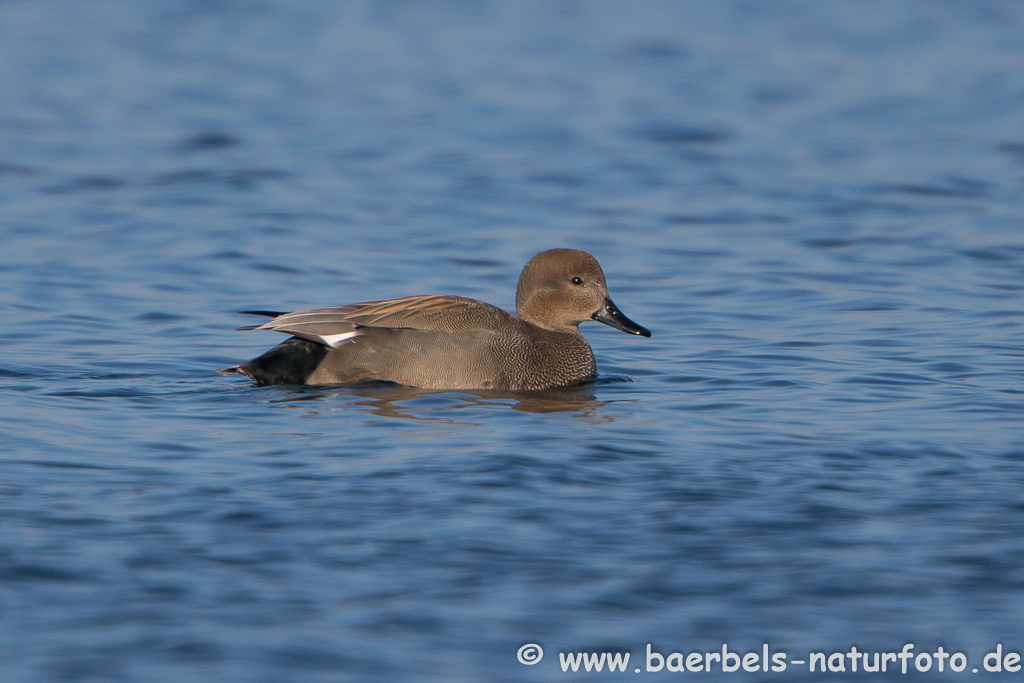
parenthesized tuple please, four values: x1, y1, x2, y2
(515, 248, 651, 337)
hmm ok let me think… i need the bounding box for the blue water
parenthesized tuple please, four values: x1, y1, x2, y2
(3, 1, 1024, 681)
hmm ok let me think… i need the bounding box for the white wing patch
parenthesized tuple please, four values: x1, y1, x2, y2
(318, 331, 361, 348)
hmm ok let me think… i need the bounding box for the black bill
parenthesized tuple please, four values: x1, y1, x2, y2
(592, 297, 651, 337)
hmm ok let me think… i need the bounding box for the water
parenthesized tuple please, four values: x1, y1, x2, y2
(3, 1, 1024, 680)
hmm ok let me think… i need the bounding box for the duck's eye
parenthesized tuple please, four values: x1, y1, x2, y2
(571, 277, 583, 285)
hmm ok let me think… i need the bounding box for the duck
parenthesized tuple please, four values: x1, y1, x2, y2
(219, 248, 650, 390)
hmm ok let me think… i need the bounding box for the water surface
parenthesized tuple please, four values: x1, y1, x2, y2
(3, 1, 1024, 681)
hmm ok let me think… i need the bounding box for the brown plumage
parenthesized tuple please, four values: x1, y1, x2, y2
(219, 248, 651, 390)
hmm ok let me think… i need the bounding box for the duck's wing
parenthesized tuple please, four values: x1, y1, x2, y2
(237, 295, 512, 348)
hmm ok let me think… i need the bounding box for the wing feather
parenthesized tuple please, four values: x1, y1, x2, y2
(240, 295, 513, 347)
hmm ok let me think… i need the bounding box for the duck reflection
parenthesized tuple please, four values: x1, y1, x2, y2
(264, 381, 613, 420)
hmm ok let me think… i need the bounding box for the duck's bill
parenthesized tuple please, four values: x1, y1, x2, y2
(592, 298, 652, 337)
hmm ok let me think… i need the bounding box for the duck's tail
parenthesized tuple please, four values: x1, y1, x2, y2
(218, 337, 329, 385)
